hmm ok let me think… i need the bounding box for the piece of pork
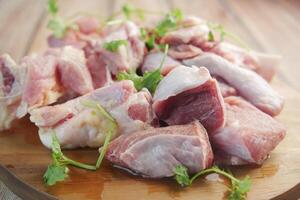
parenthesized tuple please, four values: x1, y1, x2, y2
(0, 54, 24, 130)
(168, 44, 203, 60)
(215, 78, 237, 97)
(86, 53, 112, 89)
(96, 21, 145, 75)
(153, 66, 225, 133)
(16, 54, 63, 117)
(58, 46, 94, 95)
(30, 81, 153, 149)
(212, 96, 286, 165)
(106, 121, 213, 178)
(210, 42, 281, 82)
(141, 50, 180, 75)
(183, 53, 284, 116)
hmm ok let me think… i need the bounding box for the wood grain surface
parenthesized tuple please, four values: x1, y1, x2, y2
(0, 0, 300, 199)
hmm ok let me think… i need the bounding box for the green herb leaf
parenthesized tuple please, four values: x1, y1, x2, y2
(122, 4, 135, 19)
(43, 164, 68, 186)
(208, 30, 215, 42)
(173, 165, 191, 187)
(174, 165, 251, 200)
(47, 18, 68, 38)
(156, 8, 183, 37)
(103, 40, 128, 52)
(116, 44, 168, 94)
(48, 0, 58, 16)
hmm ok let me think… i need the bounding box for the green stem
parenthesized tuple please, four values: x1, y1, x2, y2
(158, 44, 169, 69)
(64, 156, 97, 171)
(96, 130, 113, 168)
(190, 167, 239, 184)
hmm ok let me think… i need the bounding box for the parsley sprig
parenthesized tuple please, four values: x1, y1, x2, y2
(47, 0, 78, 38)
(102, 40, 128, 52)
(43, 102, 117, 186)
(116, 44, 168, 94)
(174, 165, 251, 200)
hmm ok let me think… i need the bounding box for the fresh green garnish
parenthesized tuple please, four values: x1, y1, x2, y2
(44, 103, 117, 186)
(103, 40, 128, 52)
(156, 8, 183, 37)
(117, 44, 168, 94)
(207, 22, 250, 50)
(48, 0, 58, 16)
(47, 0, 78, 38)
(43, 133, 97, 186)
(174, 165, 251, 200)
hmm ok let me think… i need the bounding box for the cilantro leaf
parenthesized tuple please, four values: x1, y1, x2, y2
(103, 40, 128, 52)
(173, 165, 191, 187)
(117, 44, 168, 94)
(122, 4, 134, 19)
(48, 0, 58, 16)
(43, 164, 68, 186)
(174, 165, 251, 200)
(208, 30, 215, 42)
(47, 18, 68, 38)
(156, 8, 183, 37)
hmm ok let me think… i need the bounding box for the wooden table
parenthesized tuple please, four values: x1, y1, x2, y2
(0, 0, 300, 199)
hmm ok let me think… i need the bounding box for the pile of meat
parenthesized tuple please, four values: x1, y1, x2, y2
(0, 16, 286, 178)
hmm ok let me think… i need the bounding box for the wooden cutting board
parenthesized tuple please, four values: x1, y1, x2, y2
(0, 79, 299, 200)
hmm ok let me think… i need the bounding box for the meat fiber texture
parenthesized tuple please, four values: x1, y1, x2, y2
(16, 46, 94, 118)
(29, 81, 154, 149)
(95, 21, 145, 75)
(153, 65, 225, 133)
(212, 96, 286, 165)
(183, 53, 284, 116)
(141, 50, 181, 75)
(0, 54, 25, 131)
(106, 121, 214, 178)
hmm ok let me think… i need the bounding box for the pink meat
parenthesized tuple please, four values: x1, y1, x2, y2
(0, 54, 24, 130)
(183, 53, 284, 116)
(141, 50, 180, 75)
(168, 44, 203, 60)
(86, 53, 111, 89)
(17, 55, 63, 117)
(215, 77, 237, 97)
(153, 66, 225, 133)
(30, 81, 154, 149)
(75, 16, 99, 34)
(106, 121, 213, 178)
(212, 96, 286, 165)
(96, 21, 145, 75)
(58, 46, 94, 95)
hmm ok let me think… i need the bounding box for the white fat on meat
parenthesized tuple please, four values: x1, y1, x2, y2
(0, 54, 25, 130)
(97, 21, 145, 75)
(29, 81, 153, 149)
(153, 66, 225, 132)
(141, 50, 180, 75)
(183, 53, 284, 116)
(212, 96, 286, 165)
(106, 121, 213, 178)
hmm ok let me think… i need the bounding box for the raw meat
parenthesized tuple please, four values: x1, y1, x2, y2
(106, 121, 214, 178)
(0, 54, 24, 130)
(215, 78, 237, 97)
(30, 81, 153, 149)
(168, 44, 203, 60)
(141, 50, 180, 75)
(183, 53, 284, 116)
(96, 21, 145, 75)
(153, 66, 225, 132)
(16, 54, 63, 117)
(211, 96, 286, 165)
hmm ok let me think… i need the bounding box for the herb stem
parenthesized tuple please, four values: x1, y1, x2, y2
(96, 130, 113, 168)
(190, 167, 239, 183)
(64, 156, 97, 171)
